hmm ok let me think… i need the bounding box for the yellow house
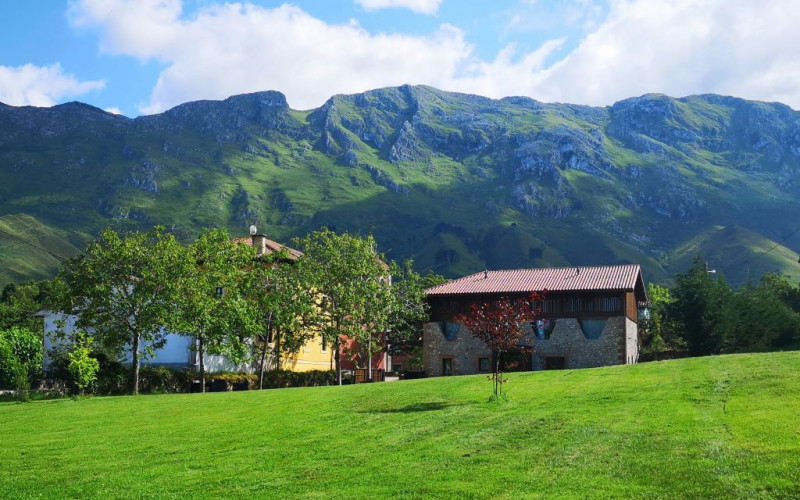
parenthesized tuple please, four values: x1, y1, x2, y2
(234, 231, 332, 372)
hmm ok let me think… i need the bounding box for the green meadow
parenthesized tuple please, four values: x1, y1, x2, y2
(2, 352, 799, 499)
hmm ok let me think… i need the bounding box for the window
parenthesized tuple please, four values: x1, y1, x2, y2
(478, 357, 490, 372)
(533, 318, 555, 339)
(442, 358, 452, 376)
(321, 335, 327, 352)
(441, 322, 460, 341)
(579, 319, 607, 339)
(544, 356, 566, 370)
(392, 363, 403, 373)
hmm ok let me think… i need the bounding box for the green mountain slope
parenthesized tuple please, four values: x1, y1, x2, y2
(0, 214, 84, 284)
(2, 353, 799, 498)
(1, 86, 799, 284)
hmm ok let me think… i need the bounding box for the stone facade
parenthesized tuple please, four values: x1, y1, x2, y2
(423, 315, 639, 376)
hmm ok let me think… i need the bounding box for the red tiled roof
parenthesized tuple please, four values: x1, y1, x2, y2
(426, 264, 642, 296)
(233, 235, 303, 261)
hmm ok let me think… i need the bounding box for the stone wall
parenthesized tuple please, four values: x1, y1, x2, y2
(533, 316, 626, 370)
(423, 315, 637, 376)
(423, 322, 493, 377)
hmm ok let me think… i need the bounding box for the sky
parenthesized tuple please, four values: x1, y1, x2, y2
(1, 0, 800, 117)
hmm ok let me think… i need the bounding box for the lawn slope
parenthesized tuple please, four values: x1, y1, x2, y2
(2, 352, 799, 499)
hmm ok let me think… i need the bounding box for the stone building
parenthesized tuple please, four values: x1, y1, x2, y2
(423, 264, 648, 376)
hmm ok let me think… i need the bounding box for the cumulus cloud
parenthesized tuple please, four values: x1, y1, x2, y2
(0, 63, 105, 107)
(71, 0, 471, 112)
(104, 106, 123, 115)
(69, 0, 800, 113)
(531, 0, 800, 108)
(354, 0, 443, 15)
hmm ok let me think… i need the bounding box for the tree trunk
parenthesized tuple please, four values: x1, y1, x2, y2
(132, 333, 140, 396)
(258, 334, 268, 390)
(367, 331, 373, 381)
(198, 336, 206, 393)
(335, 337, 342, 386)
(274, 331, 282, 372)
(494, 352, 500, 397)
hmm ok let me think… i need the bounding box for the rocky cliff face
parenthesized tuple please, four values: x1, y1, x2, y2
(1, 86, 799, 284)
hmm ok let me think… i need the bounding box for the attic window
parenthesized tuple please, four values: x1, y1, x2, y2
(533, 318, 555, 340)
(579, 319, 606, 340)
(441, 322, 460, 341)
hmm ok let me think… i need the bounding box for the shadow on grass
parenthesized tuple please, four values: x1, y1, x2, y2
(366, 401, 460, 414)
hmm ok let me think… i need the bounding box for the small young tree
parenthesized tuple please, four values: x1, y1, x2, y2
(454, 294, 542, 399)
(67, 332, 99, 396)
(52, 227, 184, 395)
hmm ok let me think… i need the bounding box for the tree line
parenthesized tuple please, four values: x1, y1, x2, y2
(1, 226, 437, 396)
(642, 256, 800, 357)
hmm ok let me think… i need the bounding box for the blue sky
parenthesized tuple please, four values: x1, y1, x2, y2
(1, 0, 799, 116)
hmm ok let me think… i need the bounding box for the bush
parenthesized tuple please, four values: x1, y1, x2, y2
(0, 327, 43, 398)
(257, 370, 336, 389)
(139, 366, 193, 393)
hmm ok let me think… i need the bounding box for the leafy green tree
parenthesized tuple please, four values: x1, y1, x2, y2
(295, 229, 394, 385)
(242, 252, 316, 389)
(52, 227, 184, 395)
(169, 229, 257, 393)
(719, 280, 800, 352)
(67, 332, 99, 396)
(0, 281, 51, 332)
(386, 267, 445, 357)
(640, 283, 684, 352)
(0, 326, 43, 400)
(669, 256, 733, 356)
(759, 273, 800, 313)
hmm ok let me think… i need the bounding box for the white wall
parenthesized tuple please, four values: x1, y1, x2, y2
(39, 311, 194, 369)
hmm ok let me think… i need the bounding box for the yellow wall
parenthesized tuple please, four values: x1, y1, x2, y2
(279, 335, 332, 372)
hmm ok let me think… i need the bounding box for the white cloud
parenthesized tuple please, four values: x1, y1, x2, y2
(69, 0, 800, 113)
(354, 0, 442, 15)
(71, 1, 471, 113)
(104, 106, 123, 114)
(530, 0, 800, 108)
(0, 63, 105, 107)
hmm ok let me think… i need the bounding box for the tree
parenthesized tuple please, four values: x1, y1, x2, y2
(386, 267, 445, 357)
(640, 283, 684, 353)
(0, 326, 43, 400)
(67, 332, 99, 396)
(169, 229, 256, 393)
(454, 294, 541, 399)
(52, 227, 184, 395)
(0, 280, 51, 332)
(669, 256, 732, 356)
(241, 251, 316, 389)
(719, 280, 800, 352)
(295, 229, 394, 385)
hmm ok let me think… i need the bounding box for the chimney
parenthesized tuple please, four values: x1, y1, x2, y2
(251, 234, 266, 256)
(484, 270, 488, 279)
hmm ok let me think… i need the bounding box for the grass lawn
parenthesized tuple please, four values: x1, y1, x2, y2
(2, 352, 799, 499)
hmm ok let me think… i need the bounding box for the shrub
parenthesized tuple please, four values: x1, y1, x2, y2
(139, 366, 193, 393)
(0, 327, 43, 399)
(67, 332, 99, 396)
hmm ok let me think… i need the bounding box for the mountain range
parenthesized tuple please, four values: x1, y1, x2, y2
(1, 85, 799, 286)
